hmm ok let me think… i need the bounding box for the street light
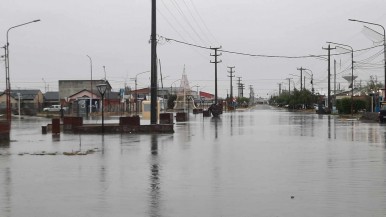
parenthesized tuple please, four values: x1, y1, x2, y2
(170, 79, 181, 95)
(96, 83, 108, 134)
(349, 18, 386, 100)
(5, 19, 40, 123)
(327, 41, 354, 116)
(191, 85, 200, 100)
(132, 71, 150, 115)
(86, 55, 93, 115)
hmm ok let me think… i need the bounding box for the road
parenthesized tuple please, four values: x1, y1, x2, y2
(1, 105, 385, 217)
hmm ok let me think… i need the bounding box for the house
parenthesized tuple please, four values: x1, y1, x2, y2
(59, 80, 113, 116)
(58, 79, 112, 103)
(0, 89, 43, 115)
(0, 92, 17, 115)
(43, 91, 59, 108)
(199, 91, 214, 101)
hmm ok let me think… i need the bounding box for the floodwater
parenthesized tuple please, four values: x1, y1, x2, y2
(1, 105, 386, 217)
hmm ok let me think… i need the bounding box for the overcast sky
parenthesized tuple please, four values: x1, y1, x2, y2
(1, 0, 386, 98)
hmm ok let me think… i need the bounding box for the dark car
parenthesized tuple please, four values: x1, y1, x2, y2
(379, 103, 386, 122)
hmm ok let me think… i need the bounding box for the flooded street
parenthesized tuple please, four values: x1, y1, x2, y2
(1, 105, 386, 217)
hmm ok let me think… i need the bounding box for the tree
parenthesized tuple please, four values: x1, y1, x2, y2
(364, 75, 383, 93)
(167, 94, 177, 109)
(270, 88, 317, 109)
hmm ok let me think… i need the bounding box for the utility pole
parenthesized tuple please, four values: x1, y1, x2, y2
(297, 67, 305, 90)
(334, 59, 336, 108)
(150, 0, 158, 124)
(286, 78, 292, 95)
(237, 77, 242, 98)
(227, 66, 235, 100)
(240, 83, 245, 98)
(278, 83, 282, 95)
(322, 44, 335, 112)
(310, 74, 314, 93)
(249, 85, 254, 105)
(210, 46, 222, 104)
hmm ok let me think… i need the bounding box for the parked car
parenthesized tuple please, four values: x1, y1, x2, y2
(43, 105, 67, 112)
(379, 103, 386, 122)
(315, 104, 327, 114)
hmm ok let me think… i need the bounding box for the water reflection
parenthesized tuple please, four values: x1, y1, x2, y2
(384, 132, 386, 149)
(149, 135, 162, 217)
(0, 166, 11, 217)
(52, 134, 60, 142)
(0, 141, 10, 148)
(328, 116, 331, 139)
(211, 117, 220, 139)
(229, 113, 234, 136)
(238, 112, 244, 135)
(1, 108, 386, 216)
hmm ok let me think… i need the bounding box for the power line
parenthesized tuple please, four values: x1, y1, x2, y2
(187, 0, 220, 45)
(169, 0, 208, 45)
(181, 0, 213, 45)
(162, 36, 383, 59)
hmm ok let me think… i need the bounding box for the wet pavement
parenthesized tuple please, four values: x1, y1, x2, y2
(1, 105, 386, 217)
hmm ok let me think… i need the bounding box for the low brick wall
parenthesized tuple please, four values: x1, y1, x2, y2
(0, 121, 10, 142)
(63, 117, 83, 131)
(360, 112, 379, 122)
(176, 112, 188, 122)
(160, 113, 173, 124)
(52, 118, 61, 134)
(73, 124, 174, 134)
(119, 116, 140, 126)
(203, 110, 211, 117)
(193, 109, 203, 114)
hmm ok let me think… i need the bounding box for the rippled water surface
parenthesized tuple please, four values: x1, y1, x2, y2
(1, 105, 386, 217)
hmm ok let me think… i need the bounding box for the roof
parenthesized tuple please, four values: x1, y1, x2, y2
(199, 91, 214, 99)
(68, 89, 99, 99)
(105, 91, 120, 100)
(44, 91, 59, 101)
(10, 89, 41, 100)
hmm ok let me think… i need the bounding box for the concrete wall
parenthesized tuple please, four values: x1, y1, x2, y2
(59, 80, 111, 100)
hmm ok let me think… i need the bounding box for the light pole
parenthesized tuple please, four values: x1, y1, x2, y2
(327, 41, 354, 116)
(5, 19, 40, 123)
(170, 79, 181, 95)
(132, 71, 149, 115)
(191, 85, 200, 100)
(349, 19, 385, 100)
(96, 83, 108, 134)
(86, 55, 93, 115)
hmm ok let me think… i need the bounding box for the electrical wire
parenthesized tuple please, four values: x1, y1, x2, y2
(181, 0, 213, 45)
(159, 0, 199, 45)
(169, 0, 208, 46)
(162, 36, 383, 59)
(187, 0, 220, 46)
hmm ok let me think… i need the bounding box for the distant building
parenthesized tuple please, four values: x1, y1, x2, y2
(58, 80, 114, 117)
(58, 80, 112, 102)
(0, 93, 17, 115)
(0, 89, 43, 115)
(199, 91, 214, 100)
(43, 91, 59, 107)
